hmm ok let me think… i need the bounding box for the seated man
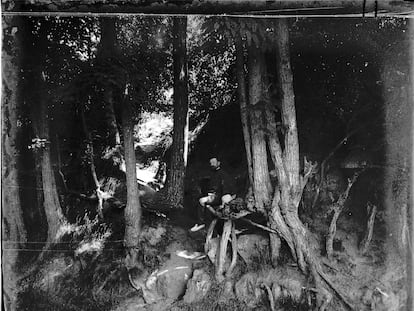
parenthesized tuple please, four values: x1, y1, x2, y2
(193, 157, 236, 231)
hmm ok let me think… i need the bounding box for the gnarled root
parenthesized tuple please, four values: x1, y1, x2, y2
(204, 219, 218, 254)
(215, 220, 232, 282)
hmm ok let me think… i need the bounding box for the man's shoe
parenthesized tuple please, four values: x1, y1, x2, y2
(176, 250, 206, 260)
(190, 224, 205, 232)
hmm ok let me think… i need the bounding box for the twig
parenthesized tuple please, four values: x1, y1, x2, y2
(359, 202, 377, 254)
(216, 220, 232, 282)
(204, 219, 218, 254)
(55, 134, 68, 191)
(311, 129, 359, 210)
(318, 271, 355, 310)
(227, 222, 237, 278)
(80, 104, 103, 217)
(127, 269, 142, 292)
(239, 218, 279, 235)
(261, 283, 276, 311)
(326, 173, 359, 258)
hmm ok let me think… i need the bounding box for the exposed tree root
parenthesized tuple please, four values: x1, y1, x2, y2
(127, 268, 142, 293)
(227, 223, 238, 278)
(216, 220, 232, 282)
(204, 218, 218, 254)
(261, 283, 276, 311)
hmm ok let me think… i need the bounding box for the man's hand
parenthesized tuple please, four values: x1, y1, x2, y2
(221, 194, 236, 205)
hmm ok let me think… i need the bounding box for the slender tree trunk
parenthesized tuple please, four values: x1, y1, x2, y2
(122, 94, 142, 253)
(2, 15, 27, 311)
(247, 44, 272, 211)
(235, 33, 253, 187)
(165, 16, 189, 209)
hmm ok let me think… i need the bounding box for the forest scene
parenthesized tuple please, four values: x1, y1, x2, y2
(2, 6, 413, 311)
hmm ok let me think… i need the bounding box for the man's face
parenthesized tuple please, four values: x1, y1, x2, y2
(209, 158, 220, 170)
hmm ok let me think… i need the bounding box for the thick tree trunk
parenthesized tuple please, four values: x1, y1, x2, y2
(122, 96, 142, 251)
(270, 18, 312, 273)
(235, 33, 253, 187)
(165, 17, 189, 209)
(31, 91, 65, 243)
(276, 20, 300, 190)
(247, 44, 272, 211)
(24, 17, 65, 245)
(2, 15, 27, 311)
(264, 19, 345, 309)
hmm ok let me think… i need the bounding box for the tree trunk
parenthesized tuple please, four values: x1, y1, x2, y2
(2, 15, 27, 311)
(276, 22, 300, 190)
(263, 19, 345, 309)
(235, 32, 253, 187)
(165, 16, 189, 209)
(24, 17, 65, 245)
(247, 44, 272, 211)
(122, 94, 142, 252)
(31, 88, 65, 243)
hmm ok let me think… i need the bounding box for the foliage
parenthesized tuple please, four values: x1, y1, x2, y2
(117, 16, 173, 111)
(188, 16, 236, 121)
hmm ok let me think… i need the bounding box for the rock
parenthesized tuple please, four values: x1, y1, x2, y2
(145, 298, 175, 311)
(140, 223, 167, 246)
(156, 254, 193, 299)
(237, 234, 270, 266)
(183, 269, 212, 303)
(111, 296, 146, 311)
(235, 266, 306, 308)
(142, 239, 194, 301)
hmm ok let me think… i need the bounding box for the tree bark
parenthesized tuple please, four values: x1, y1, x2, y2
(235, 32, 253, 187)
(122, 94, 142, 251)
(24, 17, 65, 245)
(2, 15, 27, 311)
(31, 85, 65, 243)
(247, 44, 272, 211)
(262, 19, 350, 309)
(165, 16, 189, 209)
(276, 20, 300, 190)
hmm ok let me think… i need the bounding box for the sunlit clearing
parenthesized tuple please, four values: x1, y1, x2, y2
(136, 160, 160, 183)
(74, 229, 112, 257)
(56, 221, 78, 240)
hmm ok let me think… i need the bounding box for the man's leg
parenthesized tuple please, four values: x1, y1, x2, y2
(198, 196, 209, 223)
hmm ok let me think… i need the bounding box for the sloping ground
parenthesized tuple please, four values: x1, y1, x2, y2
(17, 213, 201, 311)
(17, 188, 406, 311)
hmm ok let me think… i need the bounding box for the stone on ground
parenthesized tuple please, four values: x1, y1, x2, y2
(237, 234, 269, 265)
(183, 269, 212, 303)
